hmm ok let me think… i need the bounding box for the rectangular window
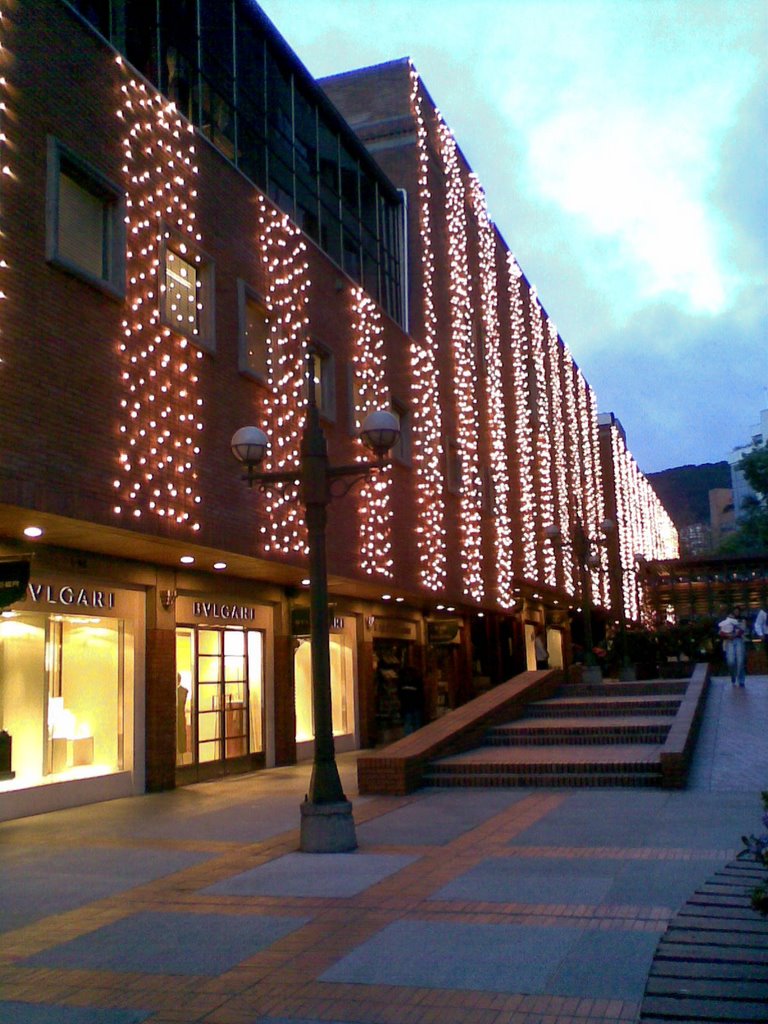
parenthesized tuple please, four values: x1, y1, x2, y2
(161, 233, 215, 351)
(46, 138, 125, 298)
(391, 400, 412, 465)
(306, 346, 335, 420)
(445, 437, 462, 494)
(238, 282, 270, 380)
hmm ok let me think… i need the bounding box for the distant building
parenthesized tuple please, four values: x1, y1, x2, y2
(709, 487, 735, 548)
(728, 408, 768, 519)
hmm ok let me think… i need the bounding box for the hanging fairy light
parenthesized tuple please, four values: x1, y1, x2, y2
(256, 195, 310, 556)
(114, 70, 204, 530)
(438, 119, 483, 602)
(529, 289, 557, 587)
(507, 254, 537, 580)
(408, 63, 447, 592)
(350, 285, 393, 578)
(547, 320, 574, 595)
(469, 175, 514, 608)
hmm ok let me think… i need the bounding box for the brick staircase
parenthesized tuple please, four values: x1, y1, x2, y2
(421, 678, 690, 789)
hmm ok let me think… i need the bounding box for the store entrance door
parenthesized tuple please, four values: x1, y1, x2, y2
(176, 625, 265, 782)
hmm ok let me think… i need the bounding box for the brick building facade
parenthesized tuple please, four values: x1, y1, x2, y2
(0, 1, 676, 821)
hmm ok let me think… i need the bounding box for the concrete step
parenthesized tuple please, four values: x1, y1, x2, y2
(487, 715, 673, 746)
(562, 679, 689, 698)
(524, 695, 681, 718)
(423, 743, 664, 788)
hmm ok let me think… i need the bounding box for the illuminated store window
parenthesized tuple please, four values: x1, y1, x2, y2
(294, 632, 353, 744)
(238, 283, 271, 380)
(161, 237, 214, 351)
(0, 611, 131, 790)
(46, 138, 125, 298)
(175, 626, 264, 769)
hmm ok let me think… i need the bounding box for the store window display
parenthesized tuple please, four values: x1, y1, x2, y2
(0, 610, 128, 789)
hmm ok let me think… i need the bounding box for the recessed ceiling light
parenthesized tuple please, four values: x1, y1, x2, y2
(436, 604, 445, 610)
(301, 578, 310, 586)
(395, 596, 404, 603)
(179, 555, 195, 565)
(213, 561, 227, 570)
(477, 611, 484, 618)
(381, 593, 391, 601)
(23, 526, 43, 538)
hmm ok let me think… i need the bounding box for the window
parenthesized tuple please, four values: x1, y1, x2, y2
(46, 138, 125, 298)
(238, 282, 271, 380)
(390, 399, 412, 465)
(306, 346, 335, 420)
(445, 437, 462, 494)
(161, 233, 215, 351)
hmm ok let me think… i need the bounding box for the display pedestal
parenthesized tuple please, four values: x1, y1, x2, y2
(299, 799, 357, 853)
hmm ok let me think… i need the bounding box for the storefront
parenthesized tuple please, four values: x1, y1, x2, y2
(0, 574, 143, 821)
(369, 615, 420, 742)
(174, 595, 272, 783)
(292, 607, 359, 757)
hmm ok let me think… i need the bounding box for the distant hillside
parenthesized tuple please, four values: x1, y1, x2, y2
(648, 462, 731, 527)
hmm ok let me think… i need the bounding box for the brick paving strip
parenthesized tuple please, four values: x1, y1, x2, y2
(0, 789, 737, 1024)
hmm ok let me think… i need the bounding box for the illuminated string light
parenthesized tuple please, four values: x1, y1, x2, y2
(438, 119, 483, 602)
(114, 76, 204, 529)
(507, 254, 537, 580)
(350, 286, 394, 578)
(547, 320, 574, 594)
(469, 175, 514, 608)
(529, 289, 557, 586)
(257, 196, 310, 556)
(409, 63, 447, 592)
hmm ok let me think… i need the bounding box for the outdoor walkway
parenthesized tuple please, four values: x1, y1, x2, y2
(1, 674, 767, 1024)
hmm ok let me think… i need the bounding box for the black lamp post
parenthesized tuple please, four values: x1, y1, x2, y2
(231, 352, 399, 852)
(546, 517, 613, 682)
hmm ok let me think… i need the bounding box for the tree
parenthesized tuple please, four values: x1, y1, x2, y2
(719, 446, 768, 554)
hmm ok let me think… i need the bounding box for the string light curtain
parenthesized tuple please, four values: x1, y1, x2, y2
(114, 70, 204, 530)
(529, 289, 557, 587)
(257, 195, 310, 556)
(547, 321, 574, 595)
(438, 120, 484, 602)
(507, 254, 537, 580)
(408, 63, 447, 592)
(469, 175, 515, 608)
(350, 285, 394, 578)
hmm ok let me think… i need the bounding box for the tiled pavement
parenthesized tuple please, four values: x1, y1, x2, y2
(0, 674, 766, 1024)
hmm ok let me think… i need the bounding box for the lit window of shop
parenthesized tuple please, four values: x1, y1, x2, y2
(0, 609, 131, 790)
(175, 625, 264, 771)
(293, 617, 356, 751)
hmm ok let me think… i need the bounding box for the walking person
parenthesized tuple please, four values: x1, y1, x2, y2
(719, 607, 747, 687)
(754, 605, 767, 659)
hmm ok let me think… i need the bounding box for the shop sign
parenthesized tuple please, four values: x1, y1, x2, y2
(371, 617, 417, 641)
(28, 583, 115, 609)
(191, 600, 255, 622)
(291, 607, 344, 636)
(0, 556, 31, 609)
(427, 618, 462, 645)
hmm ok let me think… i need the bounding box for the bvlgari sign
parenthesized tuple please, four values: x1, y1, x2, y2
(28, 583, 116, 609)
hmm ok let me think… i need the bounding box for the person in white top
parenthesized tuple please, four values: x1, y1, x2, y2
(754, 606, 767, 657)
(718, 607, 747, 687)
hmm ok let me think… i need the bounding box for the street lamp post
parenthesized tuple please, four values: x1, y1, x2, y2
(546, 517, 613, 684)
(231, 354, 399, 853)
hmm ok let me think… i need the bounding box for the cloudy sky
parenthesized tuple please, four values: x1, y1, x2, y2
(259, 0, 766, 474)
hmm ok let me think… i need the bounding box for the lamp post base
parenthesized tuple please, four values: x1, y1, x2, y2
(300, 799, 357, 853)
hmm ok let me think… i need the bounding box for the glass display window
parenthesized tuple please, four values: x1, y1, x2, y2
(294, 629, 354, 745)
(0, 609, 129, 790)
(175, 625, 264, 769)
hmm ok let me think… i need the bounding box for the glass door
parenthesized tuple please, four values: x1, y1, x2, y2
(176, 625, 265, 776)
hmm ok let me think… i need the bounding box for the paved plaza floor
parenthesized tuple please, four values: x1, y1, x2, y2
(1, 673, 767, 1024)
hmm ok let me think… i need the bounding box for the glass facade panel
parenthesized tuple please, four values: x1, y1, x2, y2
(0, 610, 129, 790)
(73, 0, 406, 326)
